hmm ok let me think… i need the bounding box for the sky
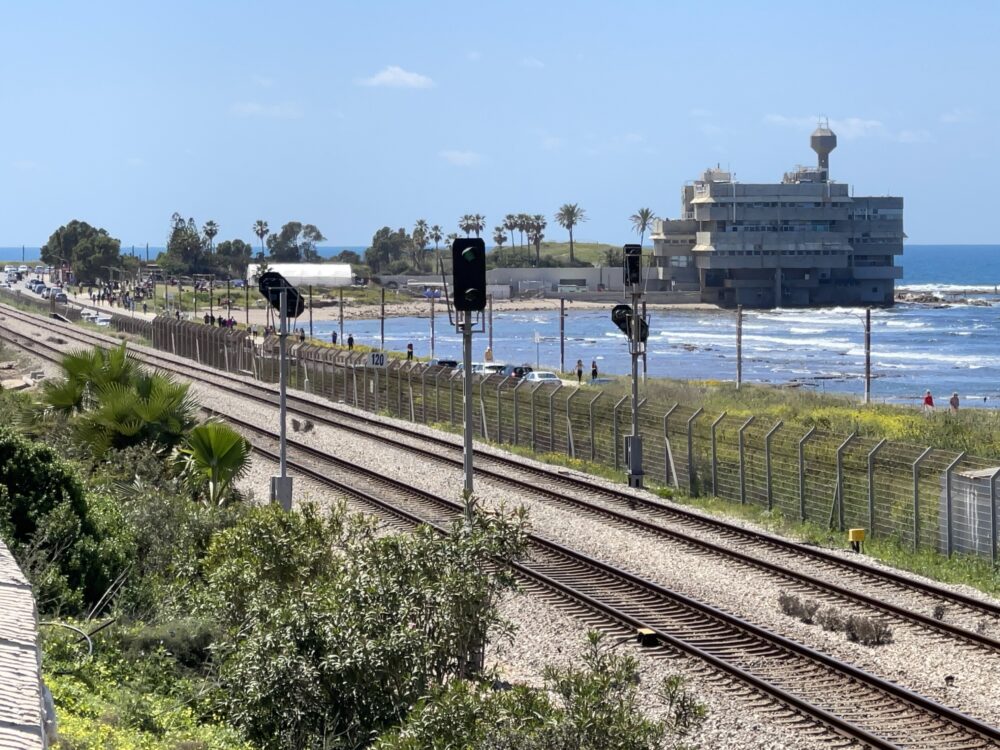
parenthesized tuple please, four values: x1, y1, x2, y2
(1, 0, 998, 248)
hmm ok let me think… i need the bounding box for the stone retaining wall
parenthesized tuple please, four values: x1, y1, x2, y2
(0, 541, 46, 749)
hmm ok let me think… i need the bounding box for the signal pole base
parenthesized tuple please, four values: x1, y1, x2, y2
(625, 436, 644, 489)
(270, 476, 293, 511)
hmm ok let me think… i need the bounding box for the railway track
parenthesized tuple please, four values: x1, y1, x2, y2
(235, 415, 1000, 749)
(4, 305, 1000, 746)
(3, 305, 997, 652)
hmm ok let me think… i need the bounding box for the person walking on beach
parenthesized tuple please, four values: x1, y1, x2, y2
(407, 342, 414, 361)
(949, 392, 960, 413)
(923, 390, 935, 412)
(576, 359, 583, 384)
(331, 331, 338, 345)
(591, 360, 598, 382)
(347, 334, 354, 351)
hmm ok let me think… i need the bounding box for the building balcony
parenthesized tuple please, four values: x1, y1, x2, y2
(851, 266, 903, 280)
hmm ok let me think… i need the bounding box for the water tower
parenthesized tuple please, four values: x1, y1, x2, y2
(811, 119, 837, 179)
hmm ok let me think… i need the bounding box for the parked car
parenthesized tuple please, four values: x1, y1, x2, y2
(52, 291, 68, 303)
(40, 287, 53, 298)
(524, 370, 561, 383)
(498, 364, 533, 379)
(429, 358, 459, 368)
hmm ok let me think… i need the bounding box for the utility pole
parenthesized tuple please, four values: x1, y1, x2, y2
(559, 297, 566, 373)
(864, 307, 871, 405)
(308, 285, 313, 339)
(339, 287, 345, 345)
(430, 295, 436, 359)
(488, 294, 494, 351)
(736, 304, 743, 390)
(641, 299, 647, 383)
(380, 287, 386, 350)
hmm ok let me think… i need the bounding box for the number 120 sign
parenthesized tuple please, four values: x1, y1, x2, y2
(368, 352, 387, 368)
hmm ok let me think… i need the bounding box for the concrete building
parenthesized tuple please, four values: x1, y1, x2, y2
(650, 124, 904, 308)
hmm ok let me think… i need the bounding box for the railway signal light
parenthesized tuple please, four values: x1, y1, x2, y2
(611, 303, 649, 343)
(623, 243, 643, 286)
(451, 237, 486, 312)
(258, 271, 305, 318)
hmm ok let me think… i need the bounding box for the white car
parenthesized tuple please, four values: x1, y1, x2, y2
(17, 265, 28, 273)
(524, 370, 561, 383)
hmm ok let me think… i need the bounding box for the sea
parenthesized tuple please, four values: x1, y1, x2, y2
(5, 244, 1000, 407)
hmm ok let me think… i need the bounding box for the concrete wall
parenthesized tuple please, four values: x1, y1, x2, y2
(0, 540, 47, 749)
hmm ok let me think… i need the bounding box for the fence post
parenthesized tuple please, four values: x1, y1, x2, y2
(738, 416, 755, 504)
(764, 420, 783, 511)
(944, 452, 965, 558)
(397, 364, 403, 416)
(513, 379, 527, 445)
(866, 439, 886, 537)
(548, 385, 562, 452)
(565, 389, 579, 457)
(990, 468, 1000, 567)
(450, 370, 457, 426)
(798, 426, 816, 521)
(912, 447, 934, 551)
(497, 376, 510, 444)
(710, 412, 727, 496)
(421, 367, 428, 424)
(589, 392, 603, 461)
(531, 383, 544, 451)
(480, 377, 489, 440)
(686, 408, 704, 495)
(613, 395, 628, 470)
(663, 404, 679, 488)
(835, 433, 857, 531)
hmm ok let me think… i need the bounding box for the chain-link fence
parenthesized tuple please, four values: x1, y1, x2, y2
(69, 315, 1000, 565)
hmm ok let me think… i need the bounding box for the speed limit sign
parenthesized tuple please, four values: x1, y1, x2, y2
(368, 351, 387, 368)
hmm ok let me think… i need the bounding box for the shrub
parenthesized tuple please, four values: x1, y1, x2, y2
(815, 607, 847, 633)
(0, 427, 124, 614)
(778, 591, 820, 624)
(845, 615, 894, 646)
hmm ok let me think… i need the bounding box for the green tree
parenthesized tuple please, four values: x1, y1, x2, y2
(471, 213, 486, 237)
(516, 213, 531, 252)
(459, 214, 474, 237)
(40, 220, 125, 285)
(529, 214, 547, 266)
(331, 249, 361, 264)
(266, 222, 326, 262)
(158, 213, 207, 277)
(504, 214, 519, 252)
(174, 421, 251, 507)
(214, 239, 254, 279)
(630, 207, 658, 247)
(253, 220, 270, 259)
(492, 226, 507, 266)
(202, 220, 219, 252)
(413, 219, 429, 268)
(365, 227, 413, 274)
(555, 203, 587, 264)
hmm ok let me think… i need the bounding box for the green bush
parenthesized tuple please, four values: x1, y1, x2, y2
(199, 503, 528, 750)
(376, 631, 706, 750)
(0, 427, 124, 614)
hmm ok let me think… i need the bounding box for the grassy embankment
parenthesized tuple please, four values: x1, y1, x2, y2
(430, 375, 1000, 595)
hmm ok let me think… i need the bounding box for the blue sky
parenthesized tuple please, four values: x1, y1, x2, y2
(1, 0, 997, 247)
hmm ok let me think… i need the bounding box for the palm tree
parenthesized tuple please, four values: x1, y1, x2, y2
(630, 208, 658, 247)
(554, 203, 587, 264)
(429, 224, 443, 252)
(174, 420, 251, 506)
(253, 220, 269, 257)
(529, 214, 547, 266)
(503, 214, 518, 252)
(471, 214, 486, 238)
(492, 226, 507, 265)
(458, 214, 474, 237)
(203, 220, 219, 253)
(41, 344, 138, 415)
(516, 213, 531, 251)
(413, 219, 429, 268)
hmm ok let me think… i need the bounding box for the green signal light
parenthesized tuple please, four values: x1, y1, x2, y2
(461, 247, 478, 263)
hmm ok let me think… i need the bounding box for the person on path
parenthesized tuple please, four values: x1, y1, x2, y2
(331, 331, 338, 345)
(142, 302, 148, 315)
(949, 392, 960, 413)
(407, 342, 414, 361)
(299, 329, 306, 343)
(576, 359, 583, 384)
(347, 334, 354, 350)
(591, 360, 598, 382)
(923, 390, 934, 412)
